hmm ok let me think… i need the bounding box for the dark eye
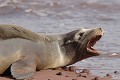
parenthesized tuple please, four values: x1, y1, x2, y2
(79, 33, 84, 36)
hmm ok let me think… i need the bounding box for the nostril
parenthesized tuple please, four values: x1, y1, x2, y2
(99, 28, 102, 31)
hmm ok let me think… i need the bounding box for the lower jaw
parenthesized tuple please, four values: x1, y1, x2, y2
(87, 48, 100, 56)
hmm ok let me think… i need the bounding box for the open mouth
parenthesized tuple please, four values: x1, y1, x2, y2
(87, 35, 102, 55)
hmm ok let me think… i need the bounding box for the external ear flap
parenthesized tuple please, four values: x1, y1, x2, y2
(64, 40, 74, 45)
(62, 39, 74, 46)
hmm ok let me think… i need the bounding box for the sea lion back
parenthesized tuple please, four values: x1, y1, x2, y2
(0, 24, 44, 41)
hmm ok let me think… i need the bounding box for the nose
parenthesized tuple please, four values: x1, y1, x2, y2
(97, 28, 104, 35)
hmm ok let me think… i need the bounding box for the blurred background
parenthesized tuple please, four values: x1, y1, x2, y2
(0, 0, 120, 79)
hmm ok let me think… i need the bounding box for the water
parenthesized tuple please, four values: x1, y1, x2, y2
(0, 0, 120, 79)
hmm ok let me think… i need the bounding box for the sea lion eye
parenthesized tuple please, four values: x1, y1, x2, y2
(79, 33, 84, 36)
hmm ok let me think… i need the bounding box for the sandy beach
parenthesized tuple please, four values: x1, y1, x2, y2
(0, 66, 112, 80)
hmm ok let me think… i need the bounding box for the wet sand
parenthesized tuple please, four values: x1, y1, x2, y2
(0, 66, 112, 80)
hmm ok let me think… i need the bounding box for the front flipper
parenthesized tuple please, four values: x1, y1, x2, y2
(11, 57, 36, 80)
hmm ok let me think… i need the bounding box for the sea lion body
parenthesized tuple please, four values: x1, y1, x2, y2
(0, 24, 103, 79)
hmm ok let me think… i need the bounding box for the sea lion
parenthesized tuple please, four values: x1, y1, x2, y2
(0, 24, 103, 79)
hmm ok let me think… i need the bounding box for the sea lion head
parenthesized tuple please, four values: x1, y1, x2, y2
(63, 27, 104, 60)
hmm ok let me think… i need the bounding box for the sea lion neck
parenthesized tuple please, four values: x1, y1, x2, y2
(54, 34, 80, 65)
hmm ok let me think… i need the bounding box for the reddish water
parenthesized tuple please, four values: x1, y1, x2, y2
(0, 0, 120, 79)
